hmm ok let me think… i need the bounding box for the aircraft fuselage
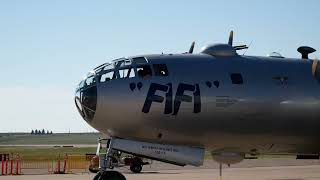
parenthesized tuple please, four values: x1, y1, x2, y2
(76, 54, 320, 155)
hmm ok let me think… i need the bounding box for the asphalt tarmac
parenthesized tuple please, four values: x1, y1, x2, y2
(1, 165, 320, 180)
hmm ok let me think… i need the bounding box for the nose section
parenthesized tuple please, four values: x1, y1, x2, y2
(75, 76, 97, 123)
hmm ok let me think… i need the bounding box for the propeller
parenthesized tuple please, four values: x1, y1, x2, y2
(312, 57, 319, 76)
(188, 41, 195, 54)
(228, 31, 233, 46)
(228, 30, 248, 51)
(234, 45, 248, 51)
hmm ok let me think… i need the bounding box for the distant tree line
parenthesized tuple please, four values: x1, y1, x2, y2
(31, 129, 53, 135)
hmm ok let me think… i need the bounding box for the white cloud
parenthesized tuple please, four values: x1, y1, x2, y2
(0, 86, 96, 133)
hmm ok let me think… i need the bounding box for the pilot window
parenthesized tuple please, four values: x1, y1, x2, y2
(230, 73, 243, 84)
(119, 68, 135, 78)
(85, 76, 95, 87)
(103, 64, 114, 71)
(119, 69, 127, 78)
(127, 68, 135, 78)
(153, 64, 168, 76)
(100, 71, 114, 82)
(137, 65, 152, 79)
(133, 57, 148, 65)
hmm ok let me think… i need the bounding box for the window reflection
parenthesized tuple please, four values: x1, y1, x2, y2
(100, 71, 114, 82)
(119, 68, 135, 79)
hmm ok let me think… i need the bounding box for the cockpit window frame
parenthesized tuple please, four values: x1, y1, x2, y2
(102, 63, 115, 71)
(117, 65, 136, 79)
(99, 71, 115, 82)
(96, 57, 158, 83)
(79, 75, 97, 90)
(93, 62, 109, 73)
(132, 57, 148, 65)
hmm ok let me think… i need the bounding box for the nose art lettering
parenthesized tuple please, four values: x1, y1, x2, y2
(142, 83, 201, 115)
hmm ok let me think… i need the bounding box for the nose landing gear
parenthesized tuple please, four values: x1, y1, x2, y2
(94, 138, 127, 180)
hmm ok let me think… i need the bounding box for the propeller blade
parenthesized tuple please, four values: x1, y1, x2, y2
(312, 58, 318, 76)
(189, 41, 195, 54)
(228, 30, 234, 46)
(234, 45, 248, 50)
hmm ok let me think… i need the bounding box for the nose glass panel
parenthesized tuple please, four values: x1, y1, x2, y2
(75, 76, 97, 123)
(81, 85, 97, 122)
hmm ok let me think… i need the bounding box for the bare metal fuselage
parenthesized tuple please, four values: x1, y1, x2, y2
(78, 54, 320, 155)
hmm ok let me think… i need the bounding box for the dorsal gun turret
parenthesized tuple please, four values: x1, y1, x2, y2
(201, 31, 248, 57)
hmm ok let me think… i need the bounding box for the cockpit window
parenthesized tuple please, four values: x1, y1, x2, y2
(128, 68, 135, 78)
(84, 76, 95, 87)
(137, 65, 152, 79)
(153, 64, 168, 76)
(133, 57, 148, 65)
(119, 67, 135, 78)
(114, 59, 131, 68)
(115, 61, 124, 68)
(119, 69, 127, 78)
(79, 80, 85, 89)
(97, 57, 152, 83)
(94, 63, 108, 72)
(100, 71, 114, 82)
(103, 64, 115, 71)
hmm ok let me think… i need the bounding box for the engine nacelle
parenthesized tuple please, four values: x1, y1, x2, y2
(211, 151, 245, 165)
(111, 138, 204, 166)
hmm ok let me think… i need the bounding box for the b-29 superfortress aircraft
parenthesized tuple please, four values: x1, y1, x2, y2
(75, 31, 320, 180)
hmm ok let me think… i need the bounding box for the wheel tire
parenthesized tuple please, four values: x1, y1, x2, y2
(130, 163, 142, 173)
(98, 171, 126, 180)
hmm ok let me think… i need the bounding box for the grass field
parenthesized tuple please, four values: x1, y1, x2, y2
(0, 146, 97, 160)
(0, 133, 102, 160)
(0, 133, 102, 145)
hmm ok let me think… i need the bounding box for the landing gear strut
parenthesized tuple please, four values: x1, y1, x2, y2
(94, 138, 126, 180)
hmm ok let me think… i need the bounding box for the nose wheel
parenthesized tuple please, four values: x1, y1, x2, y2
(94, 171, 126, 180)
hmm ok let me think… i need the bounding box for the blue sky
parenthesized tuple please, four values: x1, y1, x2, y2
(0, 0, 319, 132)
